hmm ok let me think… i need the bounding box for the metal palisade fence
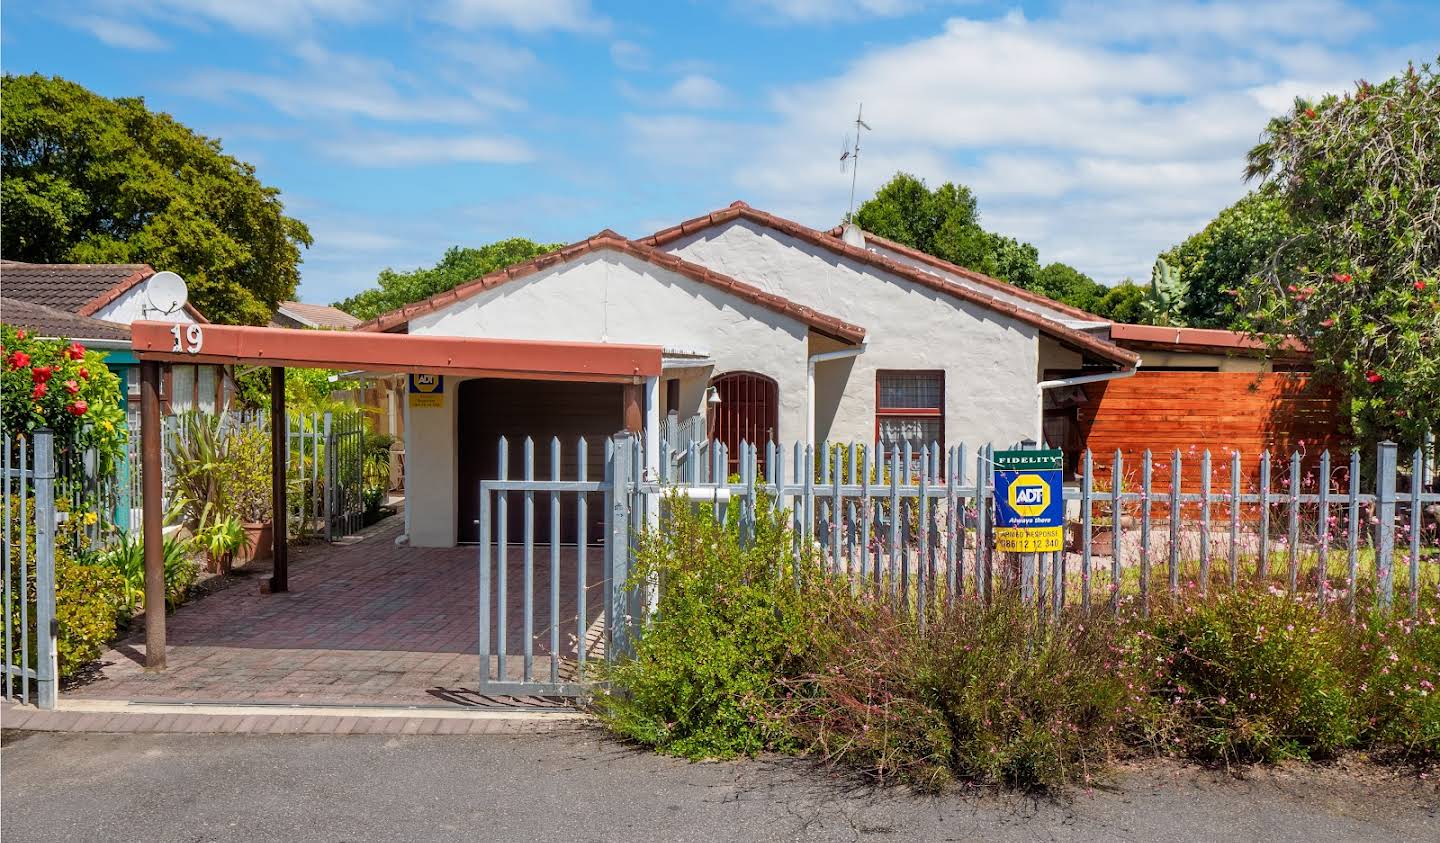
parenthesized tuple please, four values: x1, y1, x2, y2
(475, 432, 1437, 698)
(2, 430, 59, 708)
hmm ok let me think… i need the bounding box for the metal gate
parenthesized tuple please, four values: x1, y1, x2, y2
(476, 432, 641, 696)
(3, 430, 59, 709)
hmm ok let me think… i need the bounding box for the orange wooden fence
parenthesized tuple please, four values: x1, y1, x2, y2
(1076, 372, 1346, 492)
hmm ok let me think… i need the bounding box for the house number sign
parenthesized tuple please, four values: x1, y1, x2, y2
(169, 323, 204, 354)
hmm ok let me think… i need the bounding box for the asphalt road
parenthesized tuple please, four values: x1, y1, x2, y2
(2, 726, 1436, 842)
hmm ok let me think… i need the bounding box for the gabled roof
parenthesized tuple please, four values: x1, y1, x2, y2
(274, 301, 361, 329)
(828, 227, 1110, 325)
(356, 230, 867, 344)
(0, 260, 209, 323)
(638, 203, 1138, 368)
(0, 297, 132, 341)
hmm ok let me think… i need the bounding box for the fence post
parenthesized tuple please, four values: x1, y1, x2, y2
(1375, 440, 1397, 613)
(1411, 444, 1424, 619)
(322, 411, 334, 543)
(608, 432, 635, 660)
(33, 430, 58, 710)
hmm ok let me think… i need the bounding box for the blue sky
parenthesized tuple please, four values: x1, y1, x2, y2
(4, 1, 1437, 305)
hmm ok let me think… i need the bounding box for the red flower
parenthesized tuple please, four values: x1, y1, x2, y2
(15, 329, 26, 340)
(64, 379, 80, 395)
(1366, 370, 1383, 384)
(66, 342, 86, 360)
(1320, 318, 1336, 328)
(31, 382, 47, 400)
(1305, 107, 1317, 119)
(1333, 273, 1352, 283)
(1416, 280, 1428, 291)
(78, 367, 89, 379)
(6, 350, 30, 369)
(66, 400, 88, 417)
(32, 365, 54, 384)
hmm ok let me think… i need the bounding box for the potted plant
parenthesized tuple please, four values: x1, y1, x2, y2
(168, 412, 273, 564)
(195, 513, 250, 575)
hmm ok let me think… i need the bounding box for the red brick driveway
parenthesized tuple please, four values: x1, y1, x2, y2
(67, 516, 604, 708)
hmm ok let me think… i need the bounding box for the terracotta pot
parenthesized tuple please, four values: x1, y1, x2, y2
(240, 521, 273, 563)
(1066, 524, 1115, 556)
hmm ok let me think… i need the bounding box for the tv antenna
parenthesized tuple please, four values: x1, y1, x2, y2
(839, 104, 871, 221)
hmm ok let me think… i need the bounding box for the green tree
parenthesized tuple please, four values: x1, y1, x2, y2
(854, 173, 1116, 311)
(338, 240, 563, 321)
(1, 75, 312, 325)
(1160, 191, 1303, 328)
(1236, 60, 1439, 445)
(1089, 281, 1147, 324)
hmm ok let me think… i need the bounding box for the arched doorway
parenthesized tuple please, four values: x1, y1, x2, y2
(706, 372, 778, 476)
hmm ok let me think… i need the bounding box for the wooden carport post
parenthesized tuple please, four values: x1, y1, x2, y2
(140, 360, 166, 670)
(268, 367, 289, 593)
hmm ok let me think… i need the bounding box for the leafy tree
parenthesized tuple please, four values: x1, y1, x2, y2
(337, 240, 563, 321)
(1236, 60, 1439, 445)
(854, 173, 1117, 312)
(1033, 262, 1104, 313)
(1089, 281, 1147, 324)
(1, 75, 312, 325)
(1160, 191, 1303, 328)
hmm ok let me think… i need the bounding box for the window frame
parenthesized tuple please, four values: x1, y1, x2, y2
(873, 369, 945, 458)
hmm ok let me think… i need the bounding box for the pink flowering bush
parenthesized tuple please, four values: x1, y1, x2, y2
(1135, 593, 1356, 763)
(1353, 610, 1440, 761)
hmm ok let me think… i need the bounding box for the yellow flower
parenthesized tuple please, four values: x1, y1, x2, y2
(100, 420, 114, 433)
(83, 512, 99, 526)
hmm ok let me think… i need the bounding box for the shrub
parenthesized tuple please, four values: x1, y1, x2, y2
(1134, 591, 1356, 763)
(166, 411, 270, 528)
(5, 497, 125, 678)
(592, 494, 836, 759)
(1352, 610, 1440, 761)
(784, 598, 1133, 791)
(96, 530, 201, 611)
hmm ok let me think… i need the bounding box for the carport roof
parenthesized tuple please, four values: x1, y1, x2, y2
(130, 320, 662, 382)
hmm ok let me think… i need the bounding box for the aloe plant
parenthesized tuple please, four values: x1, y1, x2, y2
(1143, 257, 1189, 326)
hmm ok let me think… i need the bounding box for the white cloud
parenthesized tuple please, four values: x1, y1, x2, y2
(117, 0, 385, 38)
(742, 0, 932, 24)
(69, 15, 168, 49)
(621, 74, 731, 110)
(182, 41, 521, 123)
(631, 2, 1419, 284)
(321, 133, 535, 166)
(435, 38, 541, 78)
(426, 0, 606, 32)
(610, 40, 648, 70)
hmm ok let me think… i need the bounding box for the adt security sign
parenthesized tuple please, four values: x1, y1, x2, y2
(408, 373, 443, 408)
(993, 448, 1064, 552)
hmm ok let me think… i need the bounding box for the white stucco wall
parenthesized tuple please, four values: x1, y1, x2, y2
(661, 219, 1041, 455)
(92, 278, 200, 325)
(401, 247, 813, 546)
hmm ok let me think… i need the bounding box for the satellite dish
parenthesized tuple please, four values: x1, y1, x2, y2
(144, 271, 189, 316)
(840, 223, 867, 249)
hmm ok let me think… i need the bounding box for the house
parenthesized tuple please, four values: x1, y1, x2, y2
(1, 261, 232, 416)
(1, 261, 234, 529)
(268, 300, 362, 330)
(358, 202, 1142, 547)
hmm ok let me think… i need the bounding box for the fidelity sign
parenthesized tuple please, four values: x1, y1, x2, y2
(993, 449, 1064, 553)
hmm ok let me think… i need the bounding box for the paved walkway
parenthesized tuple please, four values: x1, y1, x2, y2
(66, 517, 604, 707)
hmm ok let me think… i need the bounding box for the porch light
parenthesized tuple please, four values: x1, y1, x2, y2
(706, 386, 722, 405)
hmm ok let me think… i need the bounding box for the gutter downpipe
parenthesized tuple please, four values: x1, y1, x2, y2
(808, 344, 867, 445)
(1035, 362, 1142, 445)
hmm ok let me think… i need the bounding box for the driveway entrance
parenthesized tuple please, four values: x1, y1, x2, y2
(68, 516, 601, 708)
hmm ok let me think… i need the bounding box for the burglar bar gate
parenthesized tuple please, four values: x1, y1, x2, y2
(479, 433, 1437, 698)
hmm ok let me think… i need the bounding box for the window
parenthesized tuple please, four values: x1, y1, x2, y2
(875, 371, 943, 459)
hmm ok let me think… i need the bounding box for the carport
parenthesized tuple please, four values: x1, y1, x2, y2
(129, 320, 662, 673)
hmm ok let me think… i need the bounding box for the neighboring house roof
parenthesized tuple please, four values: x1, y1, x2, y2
(0, 297, 132, 341)
(639, 202, 1138, 368)
(0, 260, 209, 323)
(356, 230, 868, 344)
(827, 226, 1111, 325)
(1109, 323, 1309, 356)
(273, 301, 362, 329)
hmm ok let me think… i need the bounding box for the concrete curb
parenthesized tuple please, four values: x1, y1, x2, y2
(2, 700, 592, 736)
